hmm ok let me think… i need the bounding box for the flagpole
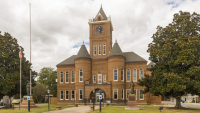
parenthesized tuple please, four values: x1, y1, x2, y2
(30, 3, 32, 96)
(19, 49, 22, 110)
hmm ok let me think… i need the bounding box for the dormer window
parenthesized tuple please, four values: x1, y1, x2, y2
(98, 16, 100, 21)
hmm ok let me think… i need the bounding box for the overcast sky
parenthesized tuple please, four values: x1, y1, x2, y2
(0, 0, 200, 74)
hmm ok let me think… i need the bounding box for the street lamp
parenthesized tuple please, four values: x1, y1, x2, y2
(93, 89, 95, 111)
(48, 90, 50, 111)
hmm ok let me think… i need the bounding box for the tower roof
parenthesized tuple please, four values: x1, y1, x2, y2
(76, 44, 91, 59)
(108, 42, 123, 57)
(94, 5, 107, 21)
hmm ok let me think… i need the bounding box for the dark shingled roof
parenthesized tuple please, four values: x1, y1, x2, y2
(76, 44, 91, 59)
(147, 62, 155, 69)
(122, 52, 147, 62)
(108, 42, 124, 57)
(94, 6, 107, 21)
(56, 55, 76, 66)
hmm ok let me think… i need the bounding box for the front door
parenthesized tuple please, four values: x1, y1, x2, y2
(96, 93, 104, 103)
(98, 74, 102, 84)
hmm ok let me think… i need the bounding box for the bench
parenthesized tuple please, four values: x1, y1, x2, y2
(56, 106, 62, 110)
(89, 105, 95, 110)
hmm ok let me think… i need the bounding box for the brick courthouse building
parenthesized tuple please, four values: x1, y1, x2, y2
(56, 6, 161, 104)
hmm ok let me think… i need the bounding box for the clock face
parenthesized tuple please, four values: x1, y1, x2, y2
(96, 26, 103, 34)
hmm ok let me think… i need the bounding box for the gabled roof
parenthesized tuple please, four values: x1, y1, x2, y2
(108, 41, 124, 57)
(122, 52, 147, 62)
(76, 44, 91, 59)
(147, 61, 155, 69)
(94, 5, 107, 21)
(56, 55, 76, 66)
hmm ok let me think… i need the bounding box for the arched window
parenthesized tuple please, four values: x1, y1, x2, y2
(99, 44, 101, 55)
(127, 69, 130, 82)
(133, 69, 137, 82)
(79, 69, 83, 82)
(139, 69, 143, 79)
(114, 68, 118, 81)
(71, 71, 74, 83)
(60, 72, 63, 83)
(66, 71, 69, 83)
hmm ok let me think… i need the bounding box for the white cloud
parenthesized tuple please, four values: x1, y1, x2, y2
(0, 0, 199, 73)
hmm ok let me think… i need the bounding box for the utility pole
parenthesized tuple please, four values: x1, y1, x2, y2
(19, 49, 22, 110)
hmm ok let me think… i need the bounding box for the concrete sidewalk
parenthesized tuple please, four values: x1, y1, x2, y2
(43, 105, 99, 113)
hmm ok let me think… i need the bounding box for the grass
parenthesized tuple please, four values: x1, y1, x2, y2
(88, 105, 200, 113)
(0, 104, 73, 113)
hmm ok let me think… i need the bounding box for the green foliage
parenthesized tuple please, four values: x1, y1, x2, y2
(32, 82, 47, 103)
(38, 67, 57, 97)
(0, 32, 36, 99)
(138, 11, 200, 108)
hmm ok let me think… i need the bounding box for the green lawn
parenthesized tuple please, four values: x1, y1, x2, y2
(0, 104, 73, 113)
(88, 105, 200, 113)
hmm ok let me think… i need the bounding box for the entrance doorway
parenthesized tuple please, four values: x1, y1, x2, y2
(96, 89, 104, 103)
(90, 88, 105, 103)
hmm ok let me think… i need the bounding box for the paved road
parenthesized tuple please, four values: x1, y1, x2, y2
(162, 101, 200, 109)
(43, 105, 99, 113)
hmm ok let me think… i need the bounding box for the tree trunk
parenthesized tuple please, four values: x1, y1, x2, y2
(175, 97, 182, 108)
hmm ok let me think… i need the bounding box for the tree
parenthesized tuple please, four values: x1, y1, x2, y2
(0, 32, 36, 99)
(32, 82, 47, 103)
(38, 67, 57, 97)
(138, 11, 200, 108)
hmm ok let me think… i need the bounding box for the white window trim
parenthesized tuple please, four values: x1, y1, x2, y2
(139, 89, 144, 100)
(113, 89, 118, 100)
(65, 90, 69, 100)
(126, 89, 130, 100)
(121, 69, 124, 81)
(98, 44, 101, 55)
(133, 69, 137, 82)
(139, 68, 144, 79)
(71, 90, 74, 100)
(79, 89, 83, 100)
(103, 75, 106, 82)
(134, 89, 137, 100)
(71, 71, 74, 83)
(94, 45, 96, 55)
(60, 72, 63, 83)
(65, 72, 69, 83)
(113, 68, 118, 81)
(93, 75, 96, 83)
(126, 69, 131, 82)
(60, 90, 63, 100)
(122, 89, 124, 100)
(79, 69, 83, 82)
(103, 44, 106, 55)
(98, 74, 102, 84)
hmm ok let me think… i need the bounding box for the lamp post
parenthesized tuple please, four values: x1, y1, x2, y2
(48, 90, 50, 111)
(93, 89, 95, 111)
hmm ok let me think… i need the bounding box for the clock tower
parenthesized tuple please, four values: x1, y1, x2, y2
(88, 6, 113, 59)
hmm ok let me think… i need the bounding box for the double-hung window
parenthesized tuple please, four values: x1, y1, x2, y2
(93, 75, 96, 83)
(60, 72, 63, 83)
(139, 69, 143, 79)
(114, 68, 118, 81)
(114, 89, 118, 100)
(66, 71, 69, 83)
(103, 75, 106, 82)
(126, 89, 130, 99)
(60, 90, 63, 100)
(66, 90, 69, 100)
(79, 69, 83, 82)
(99, 44, 101, 55)
(134, 89, 137, 100)
(71, 90, 74, 100)
(71, 71, 74, 83)
(103, 44, 106, 55)
(139, 89, 144, 100)
(121, 69, 124, 81)
(79, 89, 83, 100)
(94, 45, 96, 55)
(127, 69, 130, 82)
(133, 69, 137, 82)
